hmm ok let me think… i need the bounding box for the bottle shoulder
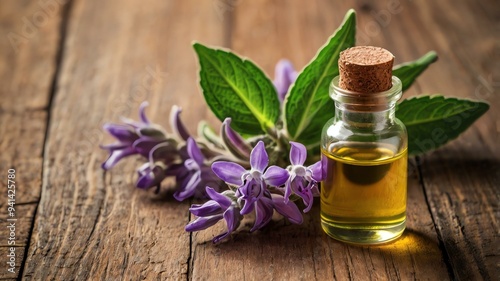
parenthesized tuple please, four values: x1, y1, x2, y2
(321, 118, 407, 152)
(323, 119, 406, 136)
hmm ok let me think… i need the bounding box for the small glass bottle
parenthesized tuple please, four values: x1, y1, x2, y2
(320, 46, 408, 244)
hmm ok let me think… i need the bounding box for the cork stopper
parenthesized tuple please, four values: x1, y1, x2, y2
(338, 46, 394, 93)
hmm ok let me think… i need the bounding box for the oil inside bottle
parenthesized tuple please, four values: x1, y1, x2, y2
(320, 142, 407, 244)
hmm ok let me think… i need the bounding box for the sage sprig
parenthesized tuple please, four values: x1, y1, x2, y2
(100, 9, 489, 242)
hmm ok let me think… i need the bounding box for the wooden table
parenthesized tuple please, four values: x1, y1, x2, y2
(1, 0, 498, 280)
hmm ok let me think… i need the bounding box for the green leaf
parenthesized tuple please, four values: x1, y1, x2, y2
(393, 51, 438, 92)
(397, 95, 489, 155)
(193, 43, 280, 136)
(284, 10, 356, 148)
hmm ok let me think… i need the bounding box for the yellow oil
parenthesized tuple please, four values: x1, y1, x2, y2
(320, 143, 407, 244)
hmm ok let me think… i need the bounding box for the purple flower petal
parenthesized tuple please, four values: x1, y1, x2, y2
(185, 214, 223, 232)
(250, 141, 268, 172)
(136, 173, 154, 189)
(101, 146, 137, 170)
(250, 196, 274, 232)
(184, 159, 199, 171)
(224, 207, 241, 233)
(291, 179, 314, 213)
(187, 138, 204, 165)
(239, 179, 265, 215)
(321, 155, 328, 181)
(212, 161, 246, 186)
(263, 166, 289, 186)
(103, 123, 138, 142)
(213, 230, 230, 244)
(271, 194, 303, 224)
(133, 138, 161, 156)
(189, 200, 223, 217)
(165, 163, 189, 178)
(221, 118, 252, 160)
(289, 141, 307, 166)
(170, 105, 190, 141)
(239, 195, 257, 215)
(273, 59, 297, 101)
(308, 160, 325, 182)
(138, 101, 150, 124)
(283, 174, 295, 203)
(205, 187, 232, 209)
(213, 207, 242, 243)
(174, 171, 201, 201)
(136, 162, 166, 189)
(239, 178, 265, 200)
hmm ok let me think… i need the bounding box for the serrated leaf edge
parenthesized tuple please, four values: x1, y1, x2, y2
(194, 43, 279, 132)
(283, 9, 356, 140)
(398, 95, 490, 127)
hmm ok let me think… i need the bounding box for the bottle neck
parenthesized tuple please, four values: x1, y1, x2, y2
(335, 102, 396, 131)
(330, 76, 402, 131)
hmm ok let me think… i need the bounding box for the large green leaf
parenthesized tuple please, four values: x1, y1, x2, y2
(393, 51, 438, 92)
(283, 10, 356, 148)
(397, 95, 489, 155)
(193, 43, 280, 136)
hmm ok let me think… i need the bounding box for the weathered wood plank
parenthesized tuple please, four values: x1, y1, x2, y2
(0, 0, 62, 112)
(0, 112, 47, 278)
(8, 0, 497, 280)
(21, 0, 224, 280)
(191, 169, 450, 280)
(190, 1, 450, 280)
(0, 0, 63, 279)
(411, 0, 500, 279)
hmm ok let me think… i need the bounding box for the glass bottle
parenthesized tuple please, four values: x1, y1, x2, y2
(320, 75, 408, 244)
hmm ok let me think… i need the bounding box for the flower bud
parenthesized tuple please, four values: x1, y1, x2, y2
(221, 118, 252, 161)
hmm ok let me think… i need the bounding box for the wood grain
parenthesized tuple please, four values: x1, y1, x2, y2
(0, 0, 62, 112)
(404, 1, 499, 279)
(0, 0, 63, 279)
(0, 0, 496, 280)
(21, 0, 224, 280)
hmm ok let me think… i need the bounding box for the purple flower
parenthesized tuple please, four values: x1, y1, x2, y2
(212, 141, 290, 230)
(212, 141, 288, 211)
(136, 161, 167, 189)
(247, 190, 304, 231)
(284, 142, 324, 212)
(186, 187, 242, 243)
(170, 105, 191, 141)
(249, 190, 275, 231)
(273, 59, 297, 102)
(220, 118, 252, 161)
(168, 137, 221, 201)
(271, 193, 303, 224)
(101, 102, 169, 170)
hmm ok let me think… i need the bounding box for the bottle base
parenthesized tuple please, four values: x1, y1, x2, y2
(321, 218, 406, 245)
